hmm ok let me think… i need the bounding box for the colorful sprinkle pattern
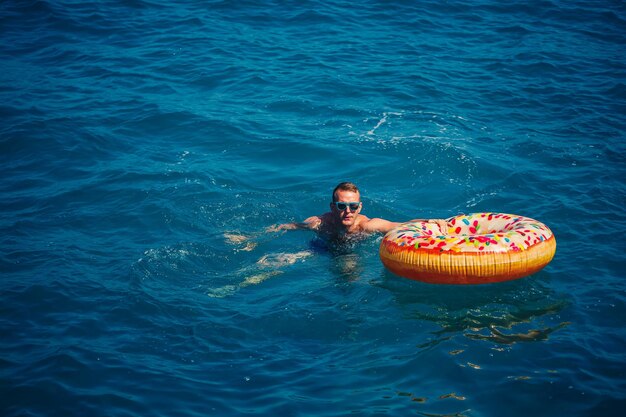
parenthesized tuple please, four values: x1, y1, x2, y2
(384, 213, 554, 253)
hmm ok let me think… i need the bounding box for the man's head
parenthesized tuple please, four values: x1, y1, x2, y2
(330, 182, 362, 228)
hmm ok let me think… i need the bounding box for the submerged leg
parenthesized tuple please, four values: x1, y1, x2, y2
(208, 250, 313, 298)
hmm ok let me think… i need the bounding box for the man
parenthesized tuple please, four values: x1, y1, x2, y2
(269, 182, 447, 241)
(215, 182, 446, 296)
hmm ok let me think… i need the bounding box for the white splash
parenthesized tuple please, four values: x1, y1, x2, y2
(367, 111, 403, 135)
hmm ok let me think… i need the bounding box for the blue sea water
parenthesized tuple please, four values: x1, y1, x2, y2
(1, 0, 625, 416)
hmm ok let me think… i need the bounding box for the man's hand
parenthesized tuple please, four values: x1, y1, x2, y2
(430, 219, 449, 232)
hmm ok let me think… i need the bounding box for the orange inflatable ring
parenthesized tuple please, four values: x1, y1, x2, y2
(379, 213, 556, 284)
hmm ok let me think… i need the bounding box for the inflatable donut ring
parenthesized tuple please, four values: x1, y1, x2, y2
(379, 213, 556, 284)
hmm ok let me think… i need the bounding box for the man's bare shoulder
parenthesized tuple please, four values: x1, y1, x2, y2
(354, 214, 370, 226)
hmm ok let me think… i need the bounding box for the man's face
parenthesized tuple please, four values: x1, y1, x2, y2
(331, 189, 362, 228)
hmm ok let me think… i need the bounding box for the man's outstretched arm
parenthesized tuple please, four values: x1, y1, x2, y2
(363, 218, 449, 234)
(361, 218, 402, 234)
(266, 216, 322, 232)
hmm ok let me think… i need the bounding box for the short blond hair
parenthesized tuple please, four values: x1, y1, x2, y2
(332, 182, 360, 202)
